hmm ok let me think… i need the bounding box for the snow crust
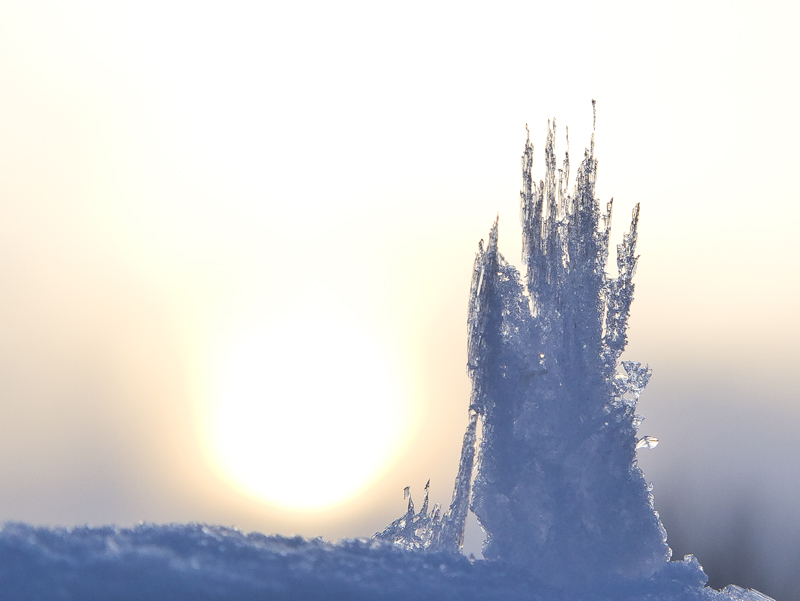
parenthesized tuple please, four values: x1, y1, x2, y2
(0, 522, 773, 601)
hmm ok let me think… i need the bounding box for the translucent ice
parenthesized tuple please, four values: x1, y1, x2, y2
(376, 107, 774, 601)
(636, 436, 660, 450)
(378, 108, 669, 584)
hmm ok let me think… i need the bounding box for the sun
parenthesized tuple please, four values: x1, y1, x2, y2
(204, 314, 407, 512)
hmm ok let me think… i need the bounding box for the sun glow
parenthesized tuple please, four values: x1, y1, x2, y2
(205, 314, 407, 512)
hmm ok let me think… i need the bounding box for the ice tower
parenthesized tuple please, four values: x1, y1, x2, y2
(377, 104, 671, 583)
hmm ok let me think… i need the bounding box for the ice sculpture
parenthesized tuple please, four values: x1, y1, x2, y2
(378, 105, 674, 584)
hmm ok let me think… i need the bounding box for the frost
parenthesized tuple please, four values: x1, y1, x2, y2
(374, 480, 444, 551)
(636, 436, 660, 450)
(375, 108, 774, 600)
(378, 108, 669, 583)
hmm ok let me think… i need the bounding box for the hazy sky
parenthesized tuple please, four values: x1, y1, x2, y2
(0, 0, 798, 595)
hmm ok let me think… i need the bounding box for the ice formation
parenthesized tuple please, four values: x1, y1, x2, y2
(377, 110, 667, 577)
(374, 108, 775, 599)
(0, 110, 775, 601)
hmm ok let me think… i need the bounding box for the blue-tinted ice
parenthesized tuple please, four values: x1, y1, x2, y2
(374, 108, 775, 599)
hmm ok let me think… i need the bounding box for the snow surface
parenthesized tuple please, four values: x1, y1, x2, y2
(0, 522, 774, 601)
(0, 113, 776, 600)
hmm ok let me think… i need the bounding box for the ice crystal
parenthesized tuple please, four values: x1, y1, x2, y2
(377, 105, 670, 583)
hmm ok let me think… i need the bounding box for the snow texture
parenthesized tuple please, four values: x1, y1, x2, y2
(0, 522, 774, 601)
(0, 111, 775, 600)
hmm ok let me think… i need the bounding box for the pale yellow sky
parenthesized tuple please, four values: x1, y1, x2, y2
(0, 0, 797, 553)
